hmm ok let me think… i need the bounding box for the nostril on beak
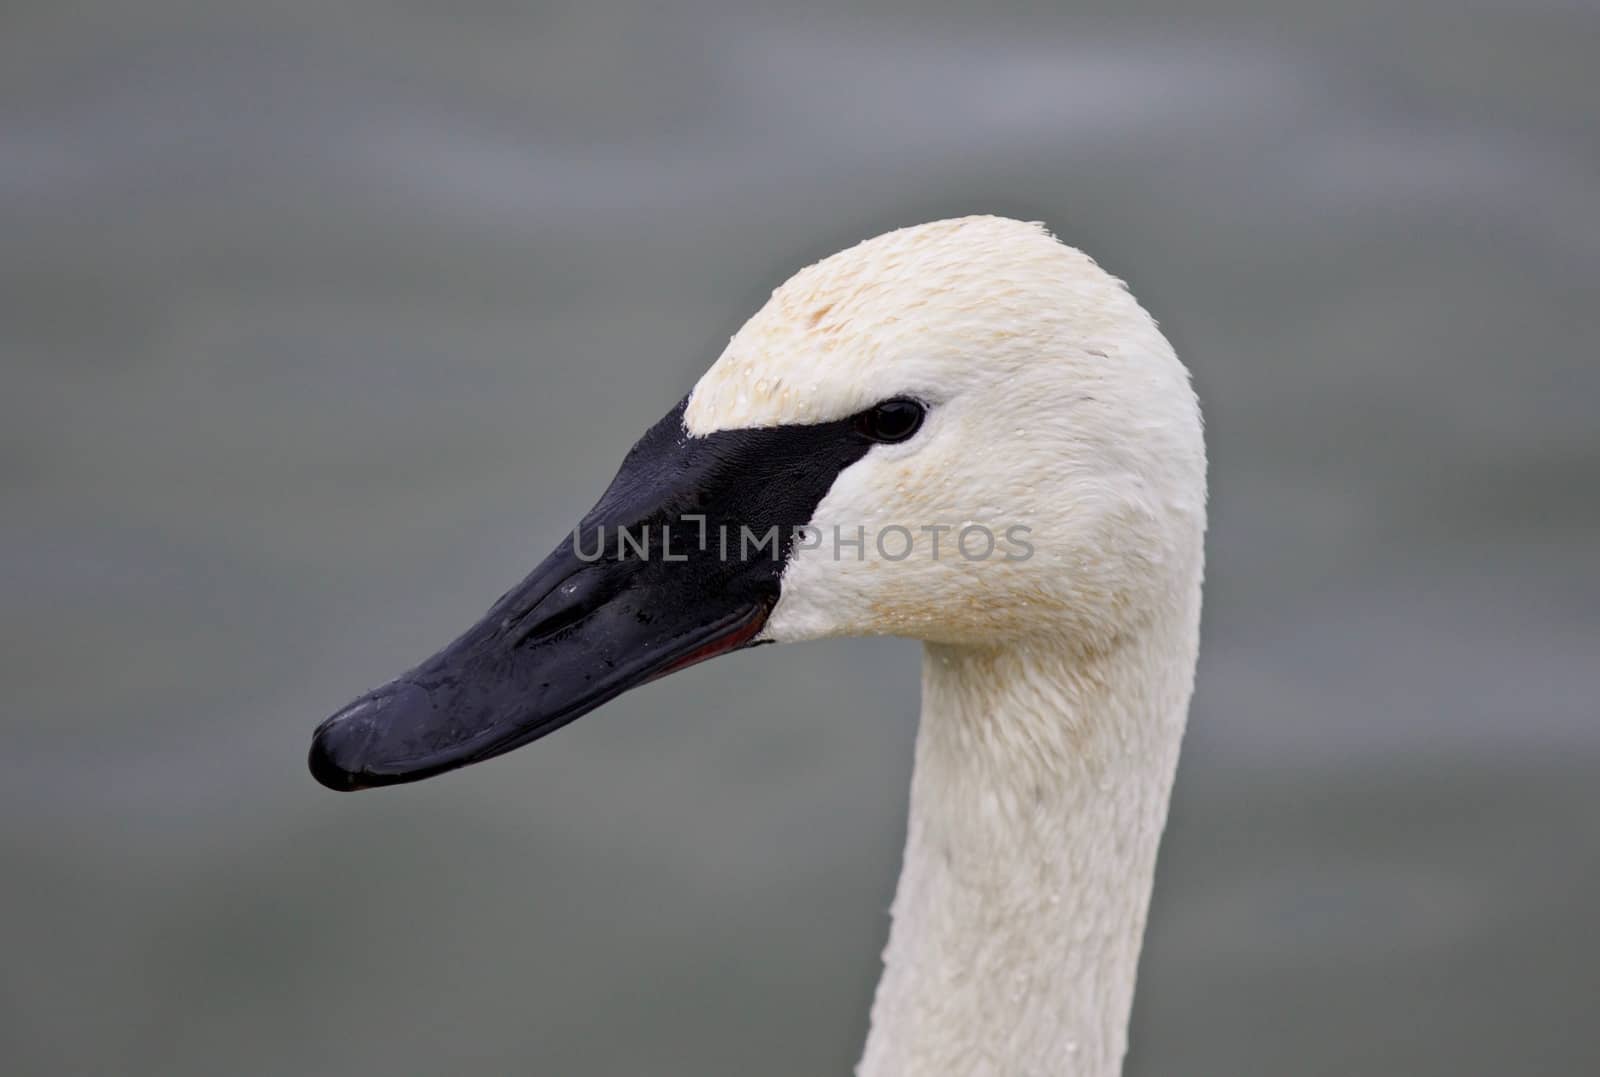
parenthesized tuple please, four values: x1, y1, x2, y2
(507, 562, 625, 648)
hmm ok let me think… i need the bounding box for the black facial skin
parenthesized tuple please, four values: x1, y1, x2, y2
(307, 395, 886, 791)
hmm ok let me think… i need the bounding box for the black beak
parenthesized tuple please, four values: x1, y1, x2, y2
(308, 395, 874, 791)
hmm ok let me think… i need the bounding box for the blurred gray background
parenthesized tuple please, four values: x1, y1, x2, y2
(4, 2, 1598, 1074)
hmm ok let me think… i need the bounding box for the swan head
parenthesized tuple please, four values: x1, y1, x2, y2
(693, 215, 1205, 650)
(309, 216, 1205, 790)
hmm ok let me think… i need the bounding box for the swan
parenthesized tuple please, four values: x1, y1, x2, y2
(309, 215, 1206, 1076)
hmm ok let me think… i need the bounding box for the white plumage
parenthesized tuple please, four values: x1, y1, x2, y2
(691, 217, 1207, 1076)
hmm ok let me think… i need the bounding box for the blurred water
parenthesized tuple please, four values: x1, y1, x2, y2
(3, 3, 1598, 1074)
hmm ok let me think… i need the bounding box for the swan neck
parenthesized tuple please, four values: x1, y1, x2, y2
(858, 627, 1195, 1077)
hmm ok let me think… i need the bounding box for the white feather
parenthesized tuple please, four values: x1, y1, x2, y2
(691, 216, 1207, 1076)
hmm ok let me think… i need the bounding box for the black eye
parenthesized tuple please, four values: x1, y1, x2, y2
(855, 398, 926, 444)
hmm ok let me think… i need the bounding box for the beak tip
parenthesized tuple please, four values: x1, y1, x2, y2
(308, 722, 368, 792)
(308, 692, 396, 792)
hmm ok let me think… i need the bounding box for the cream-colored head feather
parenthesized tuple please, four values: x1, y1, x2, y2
(687, 215, 1205, 652)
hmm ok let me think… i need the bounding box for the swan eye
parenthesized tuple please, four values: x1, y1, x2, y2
(855, 398, 926, 444)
